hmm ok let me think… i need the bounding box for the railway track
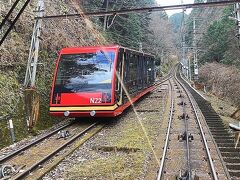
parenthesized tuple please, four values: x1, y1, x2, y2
(177, 70, 240, 179)
(0, 120, 74, 164)
(0, 71, 173, 180)
(0, 121, 103, 179)
(157, 71, 228, 179)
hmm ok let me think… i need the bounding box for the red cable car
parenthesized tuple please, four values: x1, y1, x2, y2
(50, 45, 155, 117)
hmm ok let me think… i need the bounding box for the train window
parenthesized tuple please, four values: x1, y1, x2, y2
(53, 51, 115, 94)
(114, 49, 124, 103)
(129, 53, 137, 81)
(115, 50, 123, 92)
(124, 52, 130, 82)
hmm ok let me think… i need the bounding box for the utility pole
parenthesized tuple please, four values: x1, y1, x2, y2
(193, 18, 198, 81)
(182, 35, 188, 79)
(161, 49, 164, 64)
(180, 0, 188, 79)
(235, 3, 240, 41)
(24, 0, 44, 87)
(139, 42, 143, 52)
(103, 0, 109, 31)
(24, 0, 44, 130)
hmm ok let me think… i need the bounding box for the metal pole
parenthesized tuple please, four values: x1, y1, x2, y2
(24, 0, 44, 130)
(103, 0, 109, 31)
(236, 3, 240, 39)
(188, 57, 191, 81)
(8, 119, 16, 143)
(24, 0, 44, 88)
(139, 42, 143, 52)
(193, 18, 198, 81)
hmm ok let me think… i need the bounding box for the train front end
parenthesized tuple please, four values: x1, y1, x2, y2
(50, 46, 118, 117)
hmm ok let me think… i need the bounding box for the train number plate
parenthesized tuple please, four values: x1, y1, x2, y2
(90, 98, 102, 104)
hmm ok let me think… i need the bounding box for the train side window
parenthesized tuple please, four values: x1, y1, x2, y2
(124, 52, 130, 82)
(129, 53, 137, 82)
(115, 50, 123, 92)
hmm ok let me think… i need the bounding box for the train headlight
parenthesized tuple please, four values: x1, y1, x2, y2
(90, 110, 96, 117)
(64, 111, 70, 117)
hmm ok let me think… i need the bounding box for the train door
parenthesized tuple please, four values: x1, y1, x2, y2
(143, 57, 148, 88)
(115, 48, 124, 105)
(122, 50, 130, 103)
(137, 54, 143, 91)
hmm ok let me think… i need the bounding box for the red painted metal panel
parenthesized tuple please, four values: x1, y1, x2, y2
(50, 46, 119, 107)
(60, 92, 102, 105)
(50, 85, 156, 118)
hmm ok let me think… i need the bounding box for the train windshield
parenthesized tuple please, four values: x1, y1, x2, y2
(54, 51, 115, 94)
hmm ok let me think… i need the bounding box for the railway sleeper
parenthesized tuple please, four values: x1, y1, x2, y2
(146, 96, 164, 98)
(92, 146, 141, 153)
(136, 109, 160, 112)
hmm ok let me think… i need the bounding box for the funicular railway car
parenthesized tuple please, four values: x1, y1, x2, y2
(50, 45, 155, 117)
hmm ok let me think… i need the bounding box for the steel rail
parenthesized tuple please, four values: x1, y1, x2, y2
(179, 73, 231, 179)
(175, 71, 218, 180)
(175, 77, 192, 179)
(13, 122, 98, 180)
(0, 120, 74, 164)
(157, 79, 174, 180)
(37, 1, 240, 20)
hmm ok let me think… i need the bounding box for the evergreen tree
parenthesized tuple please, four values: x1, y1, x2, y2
(200, 7, 236, 65)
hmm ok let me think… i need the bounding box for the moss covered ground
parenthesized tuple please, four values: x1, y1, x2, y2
(65, 87, 169, 179)
(0, 69, 60, 149)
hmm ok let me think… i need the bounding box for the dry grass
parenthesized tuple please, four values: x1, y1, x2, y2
(66, 153, 145, 180)
(199, 62, 240, 108)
